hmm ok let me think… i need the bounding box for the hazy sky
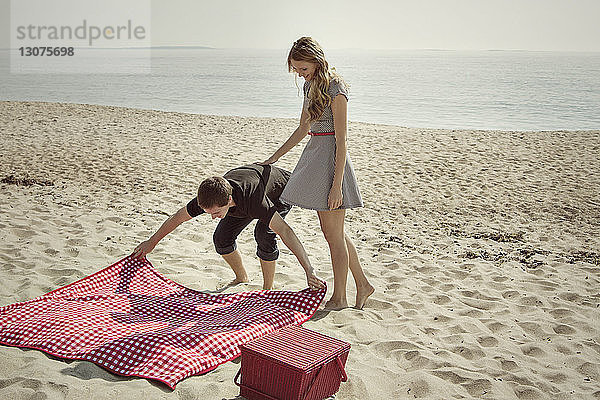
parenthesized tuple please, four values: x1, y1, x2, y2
(3, 0, 600, 51)
(151, 0, 600, 51)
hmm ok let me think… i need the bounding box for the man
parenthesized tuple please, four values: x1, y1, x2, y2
(132, 163, 324, 290)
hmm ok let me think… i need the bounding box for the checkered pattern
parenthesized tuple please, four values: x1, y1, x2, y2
(303, 79, 349, 134)
(0, 256, 325, 389)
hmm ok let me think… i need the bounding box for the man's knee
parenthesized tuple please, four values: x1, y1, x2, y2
(257, 248, 279, 261)
(254, 222, 278, 261)
(213, 230, 236, 255)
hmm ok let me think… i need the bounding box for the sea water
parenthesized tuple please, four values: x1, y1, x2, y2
(1, 48, 599, 131)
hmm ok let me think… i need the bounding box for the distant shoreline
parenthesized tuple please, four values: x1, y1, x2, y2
(1, 100, 597, 134)
(1, 47, 599, 53)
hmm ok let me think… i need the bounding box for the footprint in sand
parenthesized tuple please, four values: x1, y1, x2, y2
(555, 344, 574, 355)
(430, 370, 469, 384)
(520, 344, 546, 358)
(10, 377, 44, 390)
(448, 324, 468, 334)
(502, 290, 520, 299)
(463, 379, 492, 397)
(41, 268, 79, 277)
(513, 385, 545, 400)
(459, 297, 496, 311)
(432, 294, 451, 305)
(405, 378, 431, 398)
(487, 321, 509, 333)
(101, 245, 121, 257)
(517, 321, 548, 337)
(386, 282, 404, 291)
(576, 362, 600, 381)
(432, 314, 453, 323)
(458, 290, 498, 301)
(451, 346, 485, 360)
(0, 377, 22, 390)
(383, 261, 400, 270)
(553, 324, 577, 335)
(517, 295, 543, 306)
(477, 336, 499, 347)
(498, 358, 519, 371)
(372, 340, 420, 355)
(44, 248, 59, 256)
(65, 247, 79, 257)
(548, 308, 575, 319)
(558, 291, 582, 303)
(11, 227, 35, 240)
(365, 298, 395, 311)
(544, 372, 568, 384)
(403, 351, 442, 370)
(66, 238, 86, 247)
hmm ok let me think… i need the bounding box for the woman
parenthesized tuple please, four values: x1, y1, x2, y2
(262, 37, 374, 309)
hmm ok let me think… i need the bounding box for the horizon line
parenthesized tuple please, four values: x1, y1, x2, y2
(1, 45, 599, 53)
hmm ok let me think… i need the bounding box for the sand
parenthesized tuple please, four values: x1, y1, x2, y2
(0, 100, 599, 399)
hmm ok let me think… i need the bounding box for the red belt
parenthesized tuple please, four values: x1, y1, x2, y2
(309, 131, 335, 136)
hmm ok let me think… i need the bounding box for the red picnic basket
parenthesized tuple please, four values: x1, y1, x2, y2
(234, 324, 350, 400)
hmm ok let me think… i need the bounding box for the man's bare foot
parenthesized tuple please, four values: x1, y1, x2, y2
(354, 284, 375, 310)
(217, 277, 249, 290)
(231, 276, 249, 285)
(323, 298, 348, 310)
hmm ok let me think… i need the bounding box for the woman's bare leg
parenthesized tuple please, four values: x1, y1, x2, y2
(318, 209, 349, 309)
(345, 234, 374, 309)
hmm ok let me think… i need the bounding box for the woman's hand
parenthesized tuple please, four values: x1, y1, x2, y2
(328, 185, 343, 210)
(305, 269, 326, 291)
(259, 156, 278, 165)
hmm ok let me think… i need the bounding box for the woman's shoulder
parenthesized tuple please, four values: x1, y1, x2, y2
(328, 77, 349, 99)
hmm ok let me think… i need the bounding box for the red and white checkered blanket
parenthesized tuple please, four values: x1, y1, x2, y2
(0, 256, 325, 388)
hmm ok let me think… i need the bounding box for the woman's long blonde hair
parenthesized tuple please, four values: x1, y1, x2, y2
(287, 37, 348, 122)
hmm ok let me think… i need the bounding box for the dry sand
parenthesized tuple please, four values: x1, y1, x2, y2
(0, 100, 599, 399)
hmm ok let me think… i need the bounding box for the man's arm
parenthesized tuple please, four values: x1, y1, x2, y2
(268, 212, 325, 290)
(132, 206, 192, 259)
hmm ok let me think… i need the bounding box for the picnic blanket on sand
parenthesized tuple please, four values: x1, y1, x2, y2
(0, 256, 325, 388)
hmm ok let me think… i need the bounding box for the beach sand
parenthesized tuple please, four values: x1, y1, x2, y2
(1, 100, 599, 399)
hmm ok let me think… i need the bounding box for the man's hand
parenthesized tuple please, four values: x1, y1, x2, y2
(130, 206, 192, 260)
(306, 270, 326, 291)
(131, 239, 156, 259)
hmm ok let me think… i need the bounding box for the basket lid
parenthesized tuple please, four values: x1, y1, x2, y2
(241, 324, 350, 372)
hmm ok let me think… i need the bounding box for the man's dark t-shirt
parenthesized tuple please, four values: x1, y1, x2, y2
(186, 164, 291, 224)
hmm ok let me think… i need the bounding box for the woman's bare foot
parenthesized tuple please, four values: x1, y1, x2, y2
(323, 298, 348, 310)
(354, 284, 375, 310)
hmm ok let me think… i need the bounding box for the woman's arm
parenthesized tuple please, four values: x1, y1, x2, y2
(262, 107, 311, 164)
(329, 94, 348, 210)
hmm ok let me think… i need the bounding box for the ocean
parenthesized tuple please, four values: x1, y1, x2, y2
(1, 48, 599, 131)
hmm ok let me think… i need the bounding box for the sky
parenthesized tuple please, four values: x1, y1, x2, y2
(2, 0, 600, 51)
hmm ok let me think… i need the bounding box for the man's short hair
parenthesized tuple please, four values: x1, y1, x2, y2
(197, 176, 232, 209)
